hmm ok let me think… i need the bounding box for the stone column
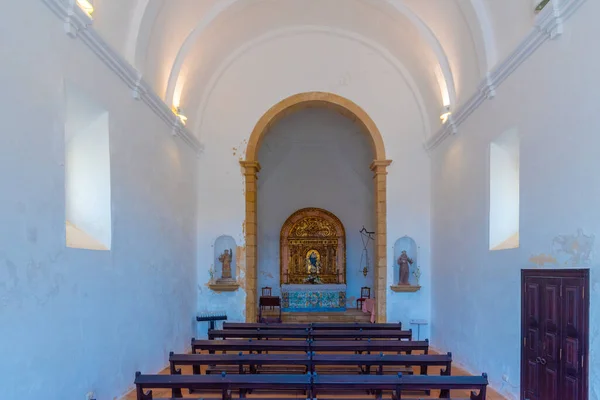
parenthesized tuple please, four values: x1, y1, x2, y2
(370, 160, 392, 323)
(240, 161, 261, 322)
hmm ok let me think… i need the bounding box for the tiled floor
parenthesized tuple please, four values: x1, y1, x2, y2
(123, 352, 507, 399)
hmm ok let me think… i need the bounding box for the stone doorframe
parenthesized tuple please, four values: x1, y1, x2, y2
(240, 91, 392, 323)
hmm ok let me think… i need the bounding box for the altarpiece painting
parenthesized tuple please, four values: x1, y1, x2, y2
(280, 208, 347, 311)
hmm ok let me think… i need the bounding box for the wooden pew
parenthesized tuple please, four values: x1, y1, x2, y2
(207, 328, 412, 341)
(223, 322, 403, 330)
(169, 351, 312, 375)
(192, 338, 429, 356)
(208, 329, 312, 340)
(134, 371, 312, 400)
(191, 338, 311, 354)
(310, 329, 412, 341)
(310, 339, 429, 355)
(134, 371, 488, 400)
(311, 352, 452, 376)
(312, 373, 488, 400)
(170, 351, 452, 377)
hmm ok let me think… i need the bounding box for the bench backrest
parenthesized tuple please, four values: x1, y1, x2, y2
(208, 328, 412, 340)
(191, 338, 311, 353)
(223, 322, 403, 330)
(134, 371, 487, 400)
(192, 338, 428, 354)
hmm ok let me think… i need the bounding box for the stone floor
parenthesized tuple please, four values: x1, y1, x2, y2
(123, 352, 507, 399)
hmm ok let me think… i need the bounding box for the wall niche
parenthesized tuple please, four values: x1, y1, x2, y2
(209, 235, 239, 292)
(391, 236, 421, 292)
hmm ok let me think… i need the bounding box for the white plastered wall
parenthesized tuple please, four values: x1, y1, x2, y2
(430, 2, 600, 398)
(0, 2, 198, 398)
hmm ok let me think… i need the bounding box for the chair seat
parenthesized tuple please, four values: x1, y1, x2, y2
(356, 297, 368, 310)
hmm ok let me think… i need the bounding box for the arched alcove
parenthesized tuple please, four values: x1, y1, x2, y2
(241, 91, 391, 322)
(393, 236, 418, 286)
(213, 235, 237, 281)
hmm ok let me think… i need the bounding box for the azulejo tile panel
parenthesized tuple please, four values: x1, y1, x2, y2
(282, 290, 346, 311)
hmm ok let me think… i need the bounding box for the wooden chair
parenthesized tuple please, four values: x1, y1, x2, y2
(356, 286, 371, 310)
(261, 286, 272, 297)
(258, 296, 281, 323)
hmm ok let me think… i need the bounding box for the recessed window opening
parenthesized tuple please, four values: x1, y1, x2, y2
(64, 82, 112, 250)
(489, 128, 519, 251)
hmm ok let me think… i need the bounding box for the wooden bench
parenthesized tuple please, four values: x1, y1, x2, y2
(311, 352, 452, 376)
(134, 371, 311, 399)
(312, 373, 488, 400)
(208, 329, 312, 340)
(310, 339, 429, 355)
(169, 351, 451, 377)
(223, 322, 403, 330)
(192, 338, 429, 356)
(207, 328, 412, 341)
(310, 329, 412, 340)
(169, 352, 311, 376)
(191, 338, 311, 354)
(133, 371, 487, 400)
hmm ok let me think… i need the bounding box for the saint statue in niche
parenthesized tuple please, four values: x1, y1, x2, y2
(218, 249, 233, 280)
(397, 250, 414, 285)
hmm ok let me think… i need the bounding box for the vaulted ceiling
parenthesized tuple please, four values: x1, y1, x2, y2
(89, 0, 540, 140)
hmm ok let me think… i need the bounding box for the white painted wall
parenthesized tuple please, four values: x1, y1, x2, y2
(0, 3, 198, 399)
(430, 3, 600, 398)
(65, 111, 112, 249)
(196, 31, 431, 335)
(256, 108, 375, 305)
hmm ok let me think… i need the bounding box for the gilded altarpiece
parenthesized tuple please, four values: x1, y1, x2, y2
(281, 208, 346, 285)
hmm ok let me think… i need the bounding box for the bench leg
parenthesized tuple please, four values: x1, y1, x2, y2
(470, 387, 486, 400)
(192, 363, 200, 375)
(439, 388, 450, 398)
(136, 387, 153, 400)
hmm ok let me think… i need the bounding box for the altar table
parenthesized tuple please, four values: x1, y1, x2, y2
(281, 284, 346, 312)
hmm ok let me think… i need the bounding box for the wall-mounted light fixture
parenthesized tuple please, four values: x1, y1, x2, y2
(76, 0, 94, 17)
(535, 0, 550, 13)
(172, 106, 188, 125)
(440, 106, 452, 124)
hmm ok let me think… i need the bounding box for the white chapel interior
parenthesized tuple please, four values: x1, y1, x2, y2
(0, 0, 598, 399)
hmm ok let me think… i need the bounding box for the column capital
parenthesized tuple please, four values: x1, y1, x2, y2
(370, 159, 392, 174)
(240, 161, 261, 174)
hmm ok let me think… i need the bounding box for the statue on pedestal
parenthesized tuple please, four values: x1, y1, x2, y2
(218, 249, 233, 281)
(397, 250, 414, 285)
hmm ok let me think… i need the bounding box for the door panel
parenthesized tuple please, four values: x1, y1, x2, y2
(522, 278, 542, 400)
(521, 270, 589, 400)
(541, 279, 561, 400)
(562, 278, 586, 399)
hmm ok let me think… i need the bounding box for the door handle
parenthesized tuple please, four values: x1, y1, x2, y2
(539, 357, 547, 365)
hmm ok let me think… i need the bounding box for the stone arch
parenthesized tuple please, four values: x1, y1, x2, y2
(241, 91, 391, 322)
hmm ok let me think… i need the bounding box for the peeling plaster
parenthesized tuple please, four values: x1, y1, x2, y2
(529, 229, 595, 268)
(528, 253, 558, 267)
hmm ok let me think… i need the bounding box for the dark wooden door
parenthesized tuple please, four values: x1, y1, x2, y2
(521, 269, 589, 400)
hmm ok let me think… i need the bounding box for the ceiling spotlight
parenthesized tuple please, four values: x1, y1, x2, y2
(440, 106, 452, 124)
(172, 106, 188, 125)
(76, 0, 94, 17)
